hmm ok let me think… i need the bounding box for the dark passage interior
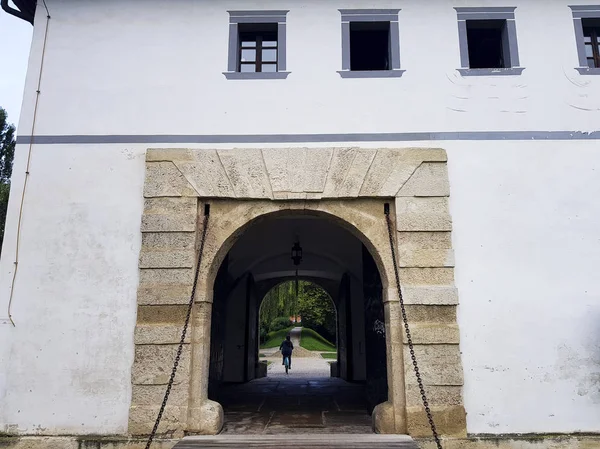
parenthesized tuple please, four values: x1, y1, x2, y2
(466, 19, 508, 68)
(207, 213, 388, 433)
(350, 21, 391, 71)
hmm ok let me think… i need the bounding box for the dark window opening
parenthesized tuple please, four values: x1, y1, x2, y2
(466, 20, 508, 69)
(350, 22, 390, 71)
(582, 19, 600, 68)
(238, 23, 278, 73)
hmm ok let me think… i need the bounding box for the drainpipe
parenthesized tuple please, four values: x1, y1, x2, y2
(1, 0, 36, 24)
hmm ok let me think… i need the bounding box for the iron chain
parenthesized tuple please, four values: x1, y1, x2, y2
(144, 205, 439, 447)
(145, 207, 210, 449)
(385, 206, 443, 449)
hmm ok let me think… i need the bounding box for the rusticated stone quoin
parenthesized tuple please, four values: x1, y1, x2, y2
(130, 147, 465, 439)
(406, 405, 467, 438)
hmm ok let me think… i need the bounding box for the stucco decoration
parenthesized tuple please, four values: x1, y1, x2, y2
(129, 147, 465, 438)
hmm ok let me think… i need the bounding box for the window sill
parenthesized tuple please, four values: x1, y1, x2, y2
(223, 72, 291, 80)
(575, 67, 600, 75)
(457, 68, 525, 76)
(337, 70, 405, 78)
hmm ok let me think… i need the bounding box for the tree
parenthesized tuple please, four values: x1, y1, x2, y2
(258, 280, 337, 343)
(0, 107, 16, 252)
(298, 282, 336, 343)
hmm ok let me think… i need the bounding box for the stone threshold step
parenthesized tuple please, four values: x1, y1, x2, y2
(173, 434, 418, 448)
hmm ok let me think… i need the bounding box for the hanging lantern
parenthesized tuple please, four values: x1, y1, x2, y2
(291, 240, 303, 266)
(291, 240, 303, 315)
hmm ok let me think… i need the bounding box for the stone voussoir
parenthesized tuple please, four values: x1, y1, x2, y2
(146, 148, 195, 162)
(217, 149, 273, 199)
(397, 161, 450, 197)
(144, 161, 199, 198)
(262, 147, 333, 195)
(358, 149, 421, 197)
(323, 148, 376, 197)
(173, 151, 236, 197)
(398, 147, 448, 162)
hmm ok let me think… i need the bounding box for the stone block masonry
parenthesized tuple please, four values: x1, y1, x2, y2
(130, 147, 465, 438)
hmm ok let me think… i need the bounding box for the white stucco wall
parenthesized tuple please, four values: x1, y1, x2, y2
(447, 141, 600, 434)
(1, 0, 599, 436)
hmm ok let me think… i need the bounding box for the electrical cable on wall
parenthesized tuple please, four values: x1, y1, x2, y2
(6, 5, 51, 326)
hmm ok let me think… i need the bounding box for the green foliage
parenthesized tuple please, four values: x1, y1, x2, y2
(298, 282, 337, 343)
(0, 108, 15, 253)
(0, 108, 15, 183)
(320, 352, 337, 359)
(260, 326, 293, 349)
(270, 316, 292, 332)
(259, 280, 337, 344)
(300, 328, 336, 352)
(259, 281, 299, 335)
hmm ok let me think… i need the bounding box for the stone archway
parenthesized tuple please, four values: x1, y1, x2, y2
(129, 147, 466, 438)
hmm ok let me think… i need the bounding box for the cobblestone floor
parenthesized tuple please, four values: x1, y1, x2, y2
(215, 376, 372, 434)
(213, 327, 369, 434)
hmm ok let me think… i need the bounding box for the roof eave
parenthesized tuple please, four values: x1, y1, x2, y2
(1, 0, 36, 25)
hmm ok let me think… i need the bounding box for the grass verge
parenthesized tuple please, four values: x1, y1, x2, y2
(320, 352, 337, 359)
(260, 327, 293, 349)
(300, 328, 336, 352)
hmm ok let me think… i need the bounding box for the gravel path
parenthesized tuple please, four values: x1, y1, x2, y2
(261, 327, 318, 358)
(289, 326, 302, 345)
(267, 355, 331, 378)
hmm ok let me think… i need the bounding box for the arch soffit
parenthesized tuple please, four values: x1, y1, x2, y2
(200, 202, 392, 297)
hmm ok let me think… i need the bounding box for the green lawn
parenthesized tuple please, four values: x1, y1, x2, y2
(321, 352, 337, 359)
(260, 327, 293, 349)
(300, 328, 336, 352)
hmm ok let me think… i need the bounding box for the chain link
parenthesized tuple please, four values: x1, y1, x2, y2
(145, 207, 210, 449)
(385, 205, 442, 449)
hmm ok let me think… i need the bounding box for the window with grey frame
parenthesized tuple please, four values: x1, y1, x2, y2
(455, 7, 523, 76)
(224, 10, 289, 79)
(570, 5, 600, 74)
(338, 9, 404, 78)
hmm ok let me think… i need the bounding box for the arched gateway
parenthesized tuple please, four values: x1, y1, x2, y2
(129, 147, 466, 438)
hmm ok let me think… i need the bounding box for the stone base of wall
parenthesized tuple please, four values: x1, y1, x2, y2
(2, 435, 599, 449)
(0, 436, 177, 449)
(419, 435, 600, 449)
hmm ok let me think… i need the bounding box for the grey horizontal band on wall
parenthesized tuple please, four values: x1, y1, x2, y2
(14, 131, 600, 145)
